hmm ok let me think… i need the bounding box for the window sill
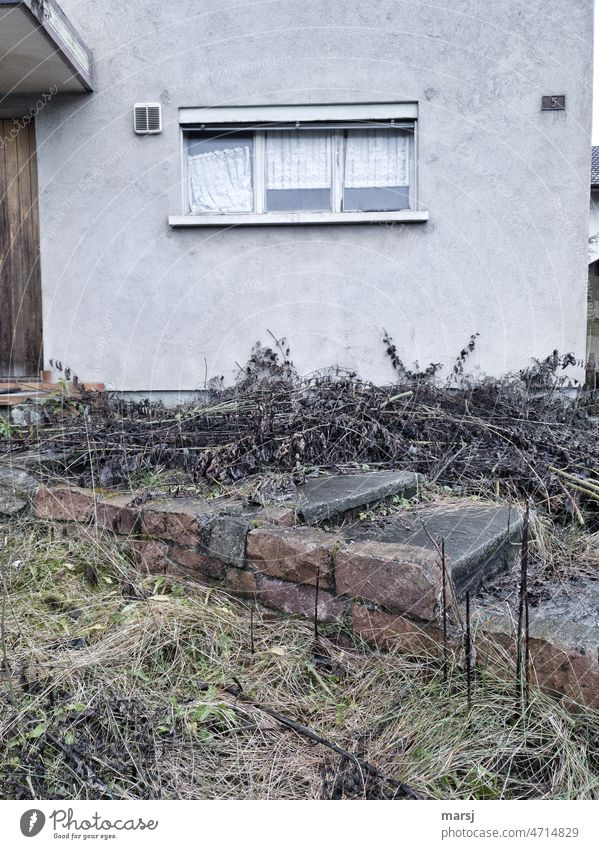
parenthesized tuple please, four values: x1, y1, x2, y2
(168, 209, 429, 227)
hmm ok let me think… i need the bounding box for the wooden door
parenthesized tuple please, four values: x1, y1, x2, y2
(0, 119, 43, 377)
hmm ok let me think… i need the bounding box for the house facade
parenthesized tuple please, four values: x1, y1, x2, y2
(0, 0, 594, 397)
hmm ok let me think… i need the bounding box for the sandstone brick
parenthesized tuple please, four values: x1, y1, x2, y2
(95, 493, 139, 535)
(247, 526, 337, 587)
(258, 576, 346, 622)
(170, 544, 223, 579)
(254, 506, 295, 527)
(34, 486, 96, 522)
(528, 637, 599, 709)
(352, 605, 444, 655)
(225, 567, 257, 595)
(131, 539, 170, 575)
(335, 541, 442, 620)
(477, 631, 599, 710)
(140, 497, 216, 546)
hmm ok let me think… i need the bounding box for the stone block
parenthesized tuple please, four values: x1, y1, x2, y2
(140, 497, 217, 546)
(225, 567, 258, 595)
(335, 540, 442, 620)
(527, 637, 599, 710)
(258, 576, 346, 622)
(205, 515, 249, 567)
(247, 526, 337, 587)
(0, 492, 28, 517)
(0, 465, 38, 496)
(352, 604, 444, 655)
(170, 544, 223, 579)
(34, 486, 96, 522)
(95, 493, 139, 535)
(254, 505, 295, 527)
(131, 539, 170, 575)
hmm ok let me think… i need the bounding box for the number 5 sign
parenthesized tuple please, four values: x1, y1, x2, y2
(542, 95, 566, 111)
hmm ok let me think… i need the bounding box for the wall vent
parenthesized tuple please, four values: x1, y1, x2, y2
(133, 103, 162, 134)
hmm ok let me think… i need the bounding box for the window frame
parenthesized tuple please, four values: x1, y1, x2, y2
(170, 103, 429, 227)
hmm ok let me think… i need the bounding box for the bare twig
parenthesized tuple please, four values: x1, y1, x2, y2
(314, 569, 320, 642)
(441, 537, 448, 683)
(516, 503, 530, 713)
(465, 590, 472, 711)
(215, 681, 424, 800)
(0, 541, 15, 702)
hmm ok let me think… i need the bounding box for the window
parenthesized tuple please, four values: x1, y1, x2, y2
(170, 104, 428, 226)
(265, 130, 332, 212)
(342, 129, 411, 212)
(188, 131, 254, 213)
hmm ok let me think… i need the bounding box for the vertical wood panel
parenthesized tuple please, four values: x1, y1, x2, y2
(0, 123, 10, 372)
(14, 124, 31, 374)
(0, 121, 14, 375)
(27, 122, 42, 373)
(0, 119, 42, 377)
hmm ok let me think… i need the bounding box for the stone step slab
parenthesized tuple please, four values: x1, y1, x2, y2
(287, 470, 421, 524)
(353, 576, 599, 710)
(343, 501, 523, 598)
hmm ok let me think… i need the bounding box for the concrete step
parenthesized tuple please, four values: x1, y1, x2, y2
(343, 501, 524, 598)
(275, 469, 422, 524)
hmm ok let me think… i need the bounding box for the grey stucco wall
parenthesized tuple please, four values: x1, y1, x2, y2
(34, 0, 593, 391)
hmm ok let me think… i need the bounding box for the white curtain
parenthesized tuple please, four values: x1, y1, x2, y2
(267, 131, 332, 189)
(344, 130, 409, 188)
(188, 145, 253, 213)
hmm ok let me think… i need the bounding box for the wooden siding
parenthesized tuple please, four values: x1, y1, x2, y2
(0, 119, 42, 377)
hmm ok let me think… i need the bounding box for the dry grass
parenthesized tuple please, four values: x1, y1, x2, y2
(0, 518, 598, 800)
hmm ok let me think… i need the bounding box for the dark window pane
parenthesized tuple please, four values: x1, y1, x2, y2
(343, 186, 410, 212)
(266, 188, 331, 212)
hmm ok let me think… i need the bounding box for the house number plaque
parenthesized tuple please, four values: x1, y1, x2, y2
(542, 95, 566, 111)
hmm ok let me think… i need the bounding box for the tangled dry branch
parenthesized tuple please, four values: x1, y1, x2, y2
(2, 350, 597, 522)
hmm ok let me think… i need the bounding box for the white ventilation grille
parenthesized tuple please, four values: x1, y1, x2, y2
(133, 103, 162, 134)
